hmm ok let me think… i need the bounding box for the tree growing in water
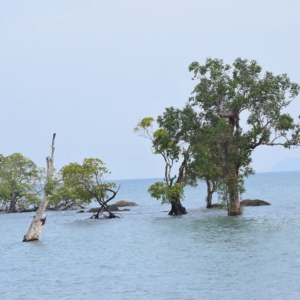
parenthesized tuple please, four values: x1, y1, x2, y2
(188, 117, 252, 210)
(135, 106, 228, 212)
(47, 183, 87, 210)
(186, 120, 228, 208)
(0, 153, 44, 212)
(189, 58, 300, 215)
(135, 115, 190, 215)
(59, 158, 120, 219)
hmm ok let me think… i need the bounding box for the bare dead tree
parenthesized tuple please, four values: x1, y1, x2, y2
(23, 133, 56, 242)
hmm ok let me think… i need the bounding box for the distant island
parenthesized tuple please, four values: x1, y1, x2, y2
(272, 157, 300, 172)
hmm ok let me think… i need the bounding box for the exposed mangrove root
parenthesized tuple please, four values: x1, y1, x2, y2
(90, 210, 122, 219)
(89, 202, 122, 219)
(89, 185, 122, 219)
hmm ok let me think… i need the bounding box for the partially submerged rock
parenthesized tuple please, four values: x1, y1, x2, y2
(114, 200, 137, 207)
(240, 199, 271, 206)
(211, 203, 226, 208)
(87, 205, 119, 213)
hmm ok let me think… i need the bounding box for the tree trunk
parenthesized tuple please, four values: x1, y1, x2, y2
(168, 200, 187, 216)
(167, 158, 188, 216)
(8, 201, 16, 212)
(227, 173, 241, 216)
(23, 133, 56, 242)
(206, 180, 214, 208)
(92, 207, 120, 219)
(7, 192, 17, 212)
(91, 186, 121, 219)
(228, 192, 241, 215)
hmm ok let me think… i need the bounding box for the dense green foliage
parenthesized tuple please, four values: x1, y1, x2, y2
(136, 57, 300, 215)
(57, 158, 119, 215)
(0, 154, 119, 213)
(47, 180, 85, 210)
(188, 57, 300, 214)
(148, 182, 184, 204)
(136, 105, 228, 210)
(0, 153, 44, 211)
(135, 115, 188, 213)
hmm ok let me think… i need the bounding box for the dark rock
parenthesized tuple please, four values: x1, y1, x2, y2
(77, 210, 85, 213)
(114, 200, 137, 207)
(107, 205, 119, 211)
(211, 203, 225, 208)
(240, 199, 271, 206)
(87, 205, 119, 213)
(87, 208, 99, 213)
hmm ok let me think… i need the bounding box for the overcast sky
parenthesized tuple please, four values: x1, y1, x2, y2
(1, 0, 300, 179)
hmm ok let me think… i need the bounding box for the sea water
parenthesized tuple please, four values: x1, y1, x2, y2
(0, 171, 300, 300)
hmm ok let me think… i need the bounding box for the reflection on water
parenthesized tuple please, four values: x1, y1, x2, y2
(0, 171, 300, 300)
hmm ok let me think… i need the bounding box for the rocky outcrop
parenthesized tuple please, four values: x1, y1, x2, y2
(114, 200, 137, 207)
(240, 199, 271, 206)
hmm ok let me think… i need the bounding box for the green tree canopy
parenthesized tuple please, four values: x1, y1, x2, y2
(58, 158, 120, 218)
(189, 57, 300, 215)
(135, 110, 195, 215)
(0, 153, 44, 212)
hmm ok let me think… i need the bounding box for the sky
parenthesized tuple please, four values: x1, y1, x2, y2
(1, 0, 300, 179)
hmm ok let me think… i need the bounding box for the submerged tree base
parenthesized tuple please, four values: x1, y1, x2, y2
(228, 212, 242, 216)
(22, 216, 47, 242)
(228, 209, 242, 216)
(168, 201, 187, 216)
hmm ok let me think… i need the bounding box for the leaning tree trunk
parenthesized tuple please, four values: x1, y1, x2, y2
(23, 133, 56, 242)
(168, 158, 188, 216)
(168, 199, 187, 216)
(227, 172, 241, 216)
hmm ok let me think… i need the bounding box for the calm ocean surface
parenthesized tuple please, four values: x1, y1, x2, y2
(1, 171, 300, 300)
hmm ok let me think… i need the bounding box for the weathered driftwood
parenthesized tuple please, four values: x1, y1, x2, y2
(23, 133, 56, 242)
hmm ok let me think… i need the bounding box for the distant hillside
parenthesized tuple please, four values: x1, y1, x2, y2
(272, 157, 300, 172)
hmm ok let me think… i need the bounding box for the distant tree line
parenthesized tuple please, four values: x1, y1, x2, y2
(0, 154, 120, 218)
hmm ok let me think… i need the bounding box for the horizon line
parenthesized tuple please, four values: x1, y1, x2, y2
(109, 169, 300, 181)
